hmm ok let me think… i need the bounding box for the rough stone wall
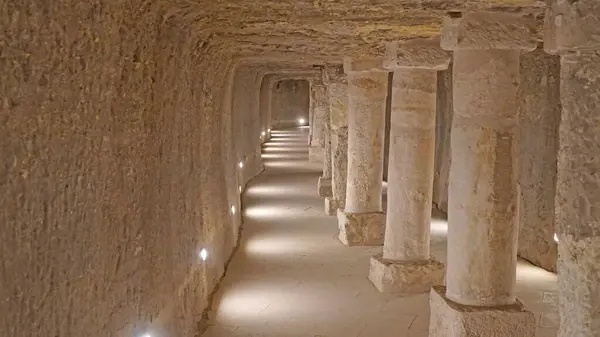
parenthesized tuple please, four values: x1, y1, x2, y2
(271, 80, 310, 127)
(432, 66, 453, 213)
(231, 65, 265, 183)
(0, 3, 264, 336)
(517, 49, 560, 272)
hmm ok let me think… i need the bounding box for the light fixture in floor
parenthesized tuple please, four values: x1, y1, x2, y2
(238, 161, 244, 168)
(298, 118, 306, 125)
(239, 185, 242, 193)
(261, 131, 266, 137)
(231, 205, 236, 215)
(554, 233, 559, 243)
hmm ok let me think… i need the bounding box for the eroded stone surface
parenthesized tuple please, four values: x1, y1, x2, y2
(337, 210, 385, 246)
(544, 0, 600, 53)
(324, 197, 344, 216)
(344, 71, 388, 214)
(369, 255, 445, 294)
(446, 49, 520, 307)
(429, 286, 536, 337)
(317, 177, 332, 198)
(517, 48, 560, 273)
(383, 68, 437, 261)
(441, 12, 538, 51)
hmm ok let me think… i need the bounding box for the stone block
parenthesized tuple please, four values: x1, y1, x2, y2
(317, 177, 332, 197)
(337, 210, 384, 246)
(325, 197, 343, 216)
(309, 146, 324, 163)
(369, 255, 445, 294)
(429, 286, 536, 337)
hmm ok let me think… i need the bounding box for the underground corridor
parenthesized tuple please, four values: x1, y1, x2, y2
(1, 2, 598, 337)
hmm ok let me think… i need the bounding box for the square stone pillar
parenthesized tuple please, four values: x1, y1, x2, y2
(337, 59, 389, 246)
(429, 12, 538, 337)
(308, 81, 328, 163)
(324, 65, 349, 216)
(369, 39, 450, 294)
(545, 2, 600, 336)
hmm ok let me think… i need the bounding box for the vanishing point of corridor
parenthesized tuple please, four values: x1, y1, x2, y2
(202, 128, 559, 337)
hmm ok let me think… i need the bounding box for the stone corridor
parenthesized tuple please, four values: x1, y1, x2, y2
(202, 128, 558, 337)
(3, 1, 600, 337)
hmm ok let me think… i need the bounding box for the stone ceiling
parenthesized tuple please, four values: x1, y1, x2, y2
(165, 0, 546, 64)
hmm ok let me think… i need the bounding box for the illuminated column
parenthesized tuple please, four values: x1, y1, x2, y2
(429, 12, 537, 337)
(337, 59, 388, 246)
(545, 2, 600, 336)
(324, 65, 349, 215)
(308, 81, 328, 162)
(369, 39, 449, 294)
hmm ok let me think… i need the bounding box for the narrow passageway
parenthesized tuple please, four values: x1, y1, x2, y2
(203, 127, 559, 337)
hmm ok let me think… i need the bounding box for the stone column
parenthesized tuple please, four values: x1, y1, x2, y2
(337, 59, 388, 246)
(429, 12, 537, 337)
(317, 124, 333, 197)
(324, 65, 349, 216)
(544, 2, 600, 336)
(308, 81, 328, 162)
(368, 39, 449, 294)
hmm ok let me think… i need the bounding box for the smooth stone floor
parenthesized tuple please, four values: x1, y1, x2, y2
(202, 127, 558, 337)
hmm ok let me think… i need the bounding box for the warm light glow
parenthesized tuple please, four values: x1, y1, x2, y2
(268, 128, 271, 132)
(231, 205, 236, 214)
(238, 161, 244, 168)
(298, 118, 306, 125)
(199, 248, 208, 261)
(141, 334, 152, 337)
(239, 185, 242, 193)
(554, 233, 559, 243)
(261, 131, 266, 136)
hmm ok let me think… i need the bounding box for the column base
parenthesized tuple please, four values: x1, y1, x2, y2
(324, 197, 343, 216)
(317, 177, 332, 197)
(308, 146, 324, 163)
(429, 286, 536, 337)
(337, 210, 384, 246)
(369, 255, 445, 294)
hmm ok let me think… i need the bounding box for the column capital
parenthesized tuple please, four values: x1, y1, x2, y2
(343, 57, 388, 74)
(544, 0, 600, 54)
(384, 38, 451, 71)
(441, 12, 538, 51)
(323, 64, 346, 85)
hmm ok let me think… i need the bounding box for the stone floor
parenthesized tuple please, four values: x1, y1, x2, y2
(202, 127, 559, 337)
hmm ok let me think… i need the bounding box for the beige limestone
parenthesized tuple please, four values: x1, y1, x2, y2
(309, 82, 328, 149)
(339, 68, 387, 246)
(441, 12, 538, 51)
(0, 1, 552, 336)
(432, 65, 453, 213)
(317, 177, 332, 198)
(370, 255, 445, 294)
(544, 0, 600, 53)
(325, 128, 348, 215)
(337, 210, 385, 246)
(445, 48, 521, 307)
(271, 80, 310, 127)
(544, 6, 600, 335)
(554, 51, 600, 337)
(517, 48, 560, 273)
(324, 67, 349, 216)
(343, 70, 388, 214)
(382, 69, 438, 261)
(429, 286, 536, 337)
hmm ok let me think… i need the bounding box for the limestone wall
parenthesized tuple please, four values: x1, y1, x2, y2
(0, 3, 263, 337)
(432, 66, 453, 213)
(517, 50, 561, 272)
(271, 80, 310, 127)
